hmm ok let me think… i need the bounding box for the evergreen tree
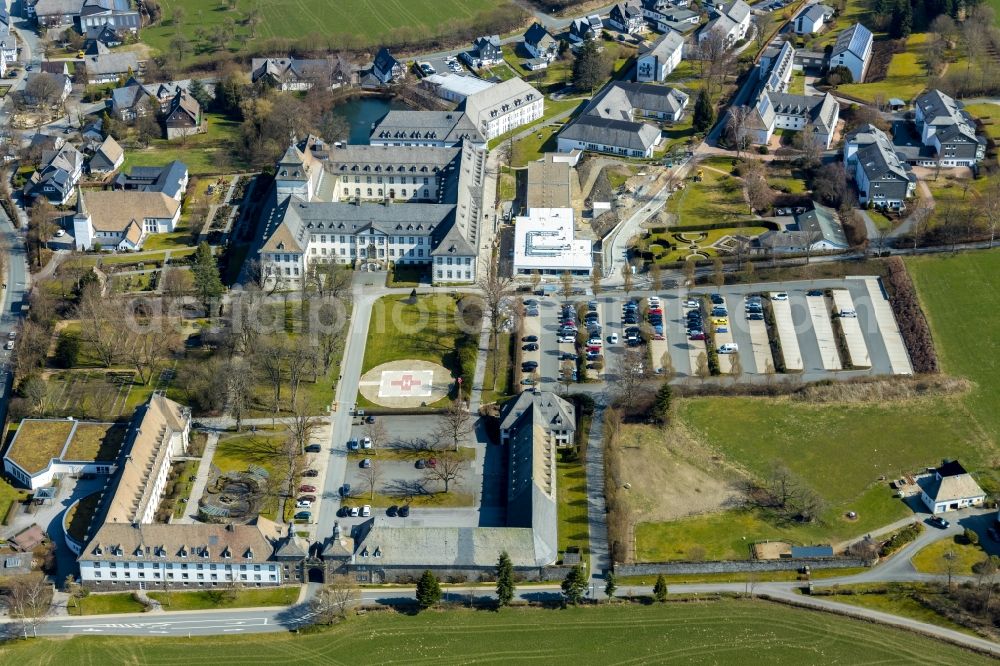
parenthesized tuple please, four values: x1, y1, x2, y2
(604, 571, 617, 601)
(561, 565, 587, 604)
(192, 241, 224, 308)
(652, 382, 672, 425)
(416, 570, 442, 609)
(891, 0, 913, 38)
(653, 574, 668, 602)
(692, 88, 715, 133)
(495, 551, 515, 607)
(187, 78, 212, 110)
(572, 40, 611, 92)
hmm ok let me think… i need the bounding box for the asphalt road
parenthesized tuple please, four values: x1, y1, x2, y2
(0, 196, 27, 421)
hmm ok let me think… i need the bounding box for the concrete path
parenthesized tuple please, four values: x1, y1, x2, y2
(467, 316, 491, 414)
(173, 432, 219, 524)
(585, 404, 610, 588)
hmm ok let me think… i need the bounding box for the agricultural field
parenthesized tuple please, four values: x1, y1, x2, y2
(839, 33, 930, 103)
(142, 0, 515, 66)
(0, 601, 991, 664)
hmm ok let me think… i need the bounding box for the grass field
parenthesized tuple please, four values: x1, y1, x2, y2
(1, 601, 991, 664)
(907, 252, 1000, 450)
(72, 592, 147, 616)
(148, 587, 299, 611)
(667, 167, 750, 225)
(143, 0, 514, 67)
(556, 458, 589, 556)
(119, 113, 246, 175)
(362, 294, 480, 388)
(815, 584, 973, 635)
(911, 536, 990, 575)
(839, 33, 930, 103)
(964, 103, 1000, 141)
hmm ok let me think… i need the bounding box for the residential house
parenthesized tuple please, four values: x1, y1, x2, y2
(30, 0, 81, 26)
(461, 35, 503, 69)
(753, 202, 848, 253)
(523, 22, 558, 63)
(698, 0, 752, 46)
(113, 160, 188, 200)
(23, 70, 72, 106)
(72, 187, 181, 251)
(371, 47, 404, 85)
(83, 51, 140, 84)
(84, 22, 122, 48)
(164, 89, 203, 140)
(608, 2, 645, 34)
(794, 4, 832, 35)
(919, 460, 986, 514)
(746, 43, 840, 149)
(419, 73, 494, 104)
(370, 110, 485, 147)
(558, 81, 689, 158)
(23, 142, 83, 204)
(912, 89, 986, 167)
(829, 23, 873, 83)
(569, 15, 602, 43)
(650, 7, 701, 34)
(636, 29, 684, 81)
(88, 134, 123, 173)
(0, 6, 17, 66)
(843, 124, 916, 209)
(258, 136, 486, 286)
(461, 77, 543, 140)
(109, 77, 182, 121)
(250, 55, 356, 91)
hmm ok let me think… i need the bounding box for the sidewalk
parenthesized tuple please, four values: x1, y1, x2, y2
(173, 432, 219, 525)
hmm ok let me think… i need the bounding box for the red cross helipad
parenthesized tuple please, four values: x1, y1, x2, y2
(390, 374, 423, 393)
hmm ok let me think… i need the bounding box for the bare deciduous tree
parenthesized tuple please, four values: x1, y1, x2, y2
(610, 346, 649, 405)
(423, 452, 464, 493)
(311, 575, 359, 623)
(477, 259, 513, 380)
(364, 419, 389, 454)
(695, 351, 710, 382)
(5, 574, 50, 637)
(225, 357, 254, 432)
(361, 459, 383, 501)
(435, 399, 473, 451)
(726, 105, 753, 159)
(76, 288, 127, 368)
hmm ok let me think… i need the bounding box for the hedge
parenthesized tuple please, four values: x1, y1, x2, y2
(883, 257, 938, 373)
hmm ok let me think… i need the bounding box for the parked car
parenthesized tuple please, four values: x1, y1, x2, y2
(349, 506, 360, 517)
(305, 444, 322, 453)
(689, 331, 706, 340)
(718, 343, 739, 354)
(337, 506, 349, 517)
(365, 415, 376, 424)
(347, 439, 360, 451)
(387, 505, 398, 517)
(426, 458, 437, 468)
(294, 511, 312, 521)
(296, 499, 312, 508)
(929, 516, 950, 529)
(415, 458, 427, 469)
(609, 333, 619, 344)
(522, 343, 539, 351)
(748, 313, 764, 321)
(362, 505, 372, 517)
(398, 505, 410, 517)
(807, 290, 823, 297)
(299, 484, 317, 493)
(683, 298, 699, 309)
(7, 331, 15, 341)
(362, 437, 372, 449)
(771, 292, 789, 301)
(303, 469, 319, 477)
(4, 341, 13, 351)
(840, 309, 857, 318)
(340, 483, 351, 496)
(361, 458, 372, 468)
(710, 293, 724, 305)
(522, 335, 538, 343)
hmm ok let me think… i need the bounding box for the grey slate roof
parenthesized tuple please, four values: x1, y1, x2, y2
(499, 391, 575, 435)
(799, 4, 829, 23)
(915, 89, 981, 145)
(524, 22, 555, 49)
(796, 202, 847, 248)
(326, 144, 460, 173)
(85, 52, 139, 76)
(461, 77, 542, 129)
(832, 23, 872, 60)
(642, 29, 684, 61)
(113, 160, 188, 199)
(561, 80, 687, 152)
(560, 115, 662, 151)
(370, 110, 484, 145)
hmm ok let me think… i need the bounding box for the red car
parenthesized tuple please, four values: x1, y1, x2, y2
(426, 458, 437, 468)
(648, 307, 663, 315)
(299, 485, 317, 493)
(688, 331, 706, 341)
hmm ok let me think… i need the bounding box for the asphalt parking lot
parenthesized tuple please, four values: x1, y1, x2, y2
(528, 276, 912, 386)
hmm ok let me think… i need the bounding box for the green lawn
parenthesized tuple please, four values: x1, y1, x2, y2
(73, 593, 147, 616)
(0, 478, 24, 525)
(481, 332, 513, 405)
(490, 97, 584, 151)
(839, 33, 929, 103)
(816, 584, 974, 635)
(788, 71, 806, 95)
(911, 537, 990, 576)
(556, 458, 589, 557)
(638, 226, 769, 263)
(361, 294, 480, 390)
(120, 113, 246, 175)
(666, 167, 751, 225)
(964, 103, 1000, 141)
(907, 252, 1000, 451)
(1, 601, 991, 664)
(148, 587, 299, 611)
(143, 0, 516, 67)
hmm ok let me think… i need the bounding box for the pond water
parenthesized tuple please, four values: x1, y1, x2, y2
(330, 96, 411, 144)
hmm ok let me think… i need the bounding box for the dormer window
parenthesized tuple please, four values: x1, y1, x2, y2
(180, 548, 188, 558)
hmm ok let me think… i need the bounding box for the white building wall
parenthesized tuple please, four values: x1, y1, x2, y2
(79, 559, 282, 587)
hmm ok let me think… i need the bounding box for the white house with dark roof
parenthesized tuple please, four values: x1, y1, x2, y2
(608, 2, 645, 34)
(251, 55, 356, 91)
(0, 6, 18, 66)
(919, 460, 986, 514)
(523, 22, 558, 63)
(461, 35, 503, 69)
(84, 51, 140, 84)
(843, 124, 916, 209)
(794, 4, 833, 34)
(371, 47, 404, 84)
(461, 77, 543, 140)
(829, 23, 873, 83)
(569, 16, 602, 43)
(636, 29, 684, 81)
(698, 0, 751, 46)
(913, 89, 986, 167)
(23, 141, 83, 205)
(370, 110, 485, 147)
(558, 80, 688, 157)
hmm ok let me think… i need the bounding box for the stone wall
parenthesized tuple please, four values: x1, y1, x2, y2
(348, 564, 578, 584)
(614, 558, 869, 577)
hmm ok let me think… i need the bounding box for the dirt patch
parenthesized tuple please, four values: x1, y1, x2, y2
(792, 375, 972, 404)
(752, 540, 791, 559)
(617, 422, 743, 524)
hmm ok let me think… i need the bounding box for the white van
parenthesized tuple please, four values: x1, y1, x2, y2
(718, 343, 739, 354)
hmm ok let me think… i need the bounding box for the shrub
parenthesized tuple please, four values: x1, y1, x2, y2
(879, 523, 922, 557)
(963, 528, 979, 545)
(883, 257, 938, 373)
(757, 145, 769, 155)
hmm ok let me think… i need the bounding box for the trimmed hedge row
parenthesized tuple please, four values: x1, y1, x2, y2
(884, 257, 939, 374)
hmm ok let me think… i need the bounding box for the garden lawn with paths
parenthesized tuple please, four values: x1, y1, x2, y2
(0, 600, 992, 664)
(639, 227, 769, 263)
(667, 166, 751, 225)
(119, 113, 247, 175)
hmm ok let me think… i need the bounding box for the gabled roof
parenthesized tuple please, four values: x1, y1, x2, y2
(720, 0, 751, 23)
(832, 23, 873, 60)
(915, 89, 979, 144)
(461, 78, 542, 128)
(81, 191, 180, 231)
(799, 4, 829, 22)
(370, 110, 485, 145)
(641, 29, 684, 60)
(94, 135, 123, 165)
(795, 202, 847, 247)
(85, 52, 139, 76)
(373, 47, 399, 75)
(499, 391, 575, 434)
(524, 22, 555, 47)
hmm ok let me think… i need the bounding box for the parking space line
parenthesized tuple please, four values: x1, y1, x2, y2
(806, 294, 841, 371)
(862, 278, 913, 375)
(770, 294, 803, 371)
(666, 293, 693, 376)
(728, 294, 772, 374)
(832, 289, 871, 368)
